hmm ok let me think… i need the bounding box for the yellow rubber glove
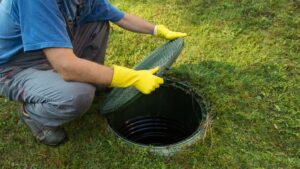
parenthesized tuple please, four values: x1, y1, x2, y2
(154, 25, 187, 40)
(110, 65, 164, 94)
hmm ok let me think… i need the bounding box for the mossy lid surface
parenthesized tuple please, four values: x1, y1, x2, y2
(100, 38, 184, 115)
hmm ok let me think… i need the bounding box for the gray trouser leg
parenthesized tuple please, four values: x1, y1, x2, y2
(0, 21, 109, 127)
(1, 68, 95, 127)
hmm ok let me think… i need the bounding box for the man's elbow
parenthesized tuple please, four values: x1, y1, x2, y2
(44, 48, 78, 81)
(55, 62, 76, 81)
(60, 71, 73, 81)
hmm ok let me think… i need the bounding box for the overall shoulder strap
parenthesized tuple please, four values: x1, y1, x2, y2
(57, 0, 84, 40)
(78, 0, 84, 10)
(56, 0, 74, 40)
(76, 0, 84, 20)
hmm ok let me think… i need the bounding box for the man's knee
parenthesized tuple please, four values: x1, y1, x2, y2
(54, 82, 96, 119)
(24, 82, 95, 127)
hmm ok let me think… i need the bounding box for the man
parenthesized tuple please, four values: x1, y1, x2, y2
(0, 0, 186, 146)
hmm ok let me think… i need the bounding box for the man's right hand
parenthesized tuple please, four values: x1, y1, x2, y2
(110, 65, 164, 94)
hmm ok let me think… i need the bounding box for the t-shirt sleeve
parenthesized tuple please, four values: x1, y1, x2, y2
(17, 0, 72, 52)
(86, 0, 125, 23)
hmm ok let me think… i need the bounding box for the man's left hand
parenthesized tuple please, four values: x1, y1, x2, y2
(154, 25, 187, 40)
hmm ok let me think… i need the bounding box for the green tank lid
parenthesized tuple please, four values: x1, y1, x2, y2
(100, 38, 184, 115)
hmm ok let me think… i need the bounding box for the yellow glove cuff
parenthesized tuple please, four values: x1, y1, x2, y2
(110, 65, 138, 88)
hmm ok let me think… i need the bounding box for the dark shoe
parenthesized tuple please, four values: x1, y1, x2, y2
(18, 107, 67, 146)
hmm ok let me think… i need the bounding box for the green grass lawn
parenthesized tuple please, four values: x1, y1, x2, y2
(1, 0, 299, 168)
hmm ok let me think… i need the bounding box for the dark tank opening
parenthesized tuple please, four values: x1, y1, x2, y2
(107, 82, 206, 146)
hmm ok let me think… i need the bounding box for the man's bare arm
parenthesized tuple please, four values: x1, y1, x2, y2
(114, 13, 187, 40)
(43, 48, 164, 94)
(43, 48, 113, 85)
(115, 13, 155, 34)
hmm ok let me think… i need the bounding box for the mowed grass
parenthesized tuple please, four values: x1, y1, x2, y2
(1, 0, 299, 168)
